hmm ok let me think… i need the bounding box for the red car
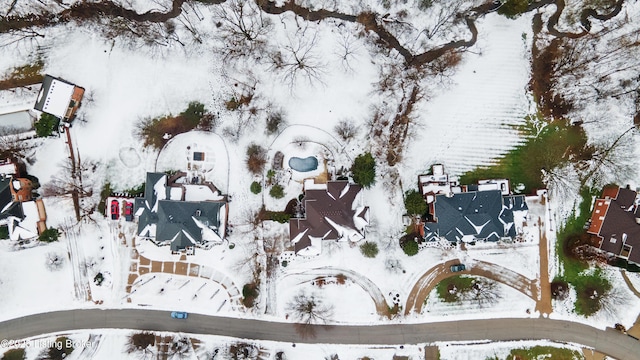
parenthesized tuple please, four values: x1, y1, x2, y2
(124, 201, 134, 222)
(110, 200, 120, 220)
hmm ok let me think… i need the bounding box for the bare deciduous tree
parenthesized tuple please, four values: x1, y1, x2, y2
(269, 27, 326, 92)
(0, 127, 38, 163)
(125, 332, 156, 358)
(598, 286, 630, 319)
(246, 143, 267, 175)
(464, 278, 502, 308)
(226, 342, 259, 360)
(41, 155, 99, 222)
(213, 0, 273, 63)
(333, 119, 358, 142)
(168, 337, 192, 359)
(287, 291, 334, 338)
(45, 251, 64, 271)
(333, 28, 361, 72)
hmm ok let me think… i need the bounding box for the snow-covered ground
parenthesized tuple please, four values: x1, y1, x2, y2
(0, 0, 639, 359)
(402, 13, 534, 179)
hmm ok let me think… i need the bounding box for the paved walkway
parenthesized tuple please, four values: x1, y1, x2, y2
(534, 192, 552, 315)
(126, 249, 242, 310)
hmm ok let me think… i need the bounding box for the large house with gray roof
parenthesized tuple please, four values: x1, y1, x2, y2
(135, 172, 228, 254)
(422, 189, 528, 243)
(289, 179, 369, 256)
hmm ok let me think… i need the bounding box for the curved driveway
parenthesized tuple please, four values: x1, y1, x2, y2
(0, 309, 638, 359)
(405, 259, 537, 315)
(280, 267, 390, 318)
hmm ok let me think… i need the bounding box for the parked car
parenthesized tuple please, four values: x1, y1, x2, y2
(124, 201, 134, 221)
(450, 264, 466, 272)
(110, 200, 120, 220)
(170, 311, 188, 319)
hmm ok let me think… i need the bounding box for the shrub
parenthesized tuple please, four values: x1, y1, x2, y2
(269, 184, 285, 199)
(417, 0, 433, 10)
(24, 174, 40, 189)
(97, 182, 112, 215)
(404, 189, 426, 216)
(39, 228, 59, 243)
(2, 348, 25, 360)
(136, 101, 212, 149)
(250, 181, 262, 194)
(266, 110, 286, 134)
(94, 272, 104, 286)
(123, 183, 145, 196)
(228, 343, 259, 360)
(246, 144, 267, 175)
(497, 0, 531, 19)
(359, 241, 379, 258)
(225, 94, 253, 111)
(242, 283, 259, 308)
(267, 211, 290, 223)
(402, 239, 419, 256)
(550, 280, 569, 300)
(125, 332, 155, 354)
(266, 169, 276, 180)
(334, 119, 357, 142)
(180, 101, 206, 127)
(0, 225, 8, 240)
(35, 113, 60, 137)
(573, 268, 612, 316)
(351, 152, 376, 188)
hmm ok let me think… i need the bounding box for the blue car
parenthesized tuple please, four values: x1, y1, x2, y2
(450, 264, 466, 272)
(170, 311, 188, 319)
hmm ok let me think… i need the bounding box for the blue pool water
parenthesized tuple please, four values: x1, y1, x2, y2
(288, 156, 318, 172)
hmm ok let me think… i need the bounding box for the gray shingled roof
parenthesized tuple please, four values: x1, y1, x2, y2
(0, 177, 24, 221)
(157, 200, 222, 244)
(135, 173, 167, 238)
(134, 172, 225, 251)
(595, 187, 640, 264)
(33, 75, 76, 115)
(33, 75, 56, 113)
(423, 190, 525, 243)
(170, 231, 196, 252)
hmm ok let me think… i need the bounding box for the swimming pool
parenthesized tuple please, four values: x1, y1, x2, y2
(288, 156, 318, 172)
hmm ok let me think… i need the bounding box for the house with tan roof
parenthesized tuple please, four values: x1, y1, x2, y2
(587, 185, 640, 264)
(289, 179, 369, 256)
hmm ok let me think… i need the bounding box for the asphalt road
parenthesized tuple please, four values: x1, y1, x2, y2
(0, 309, 637, 359)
